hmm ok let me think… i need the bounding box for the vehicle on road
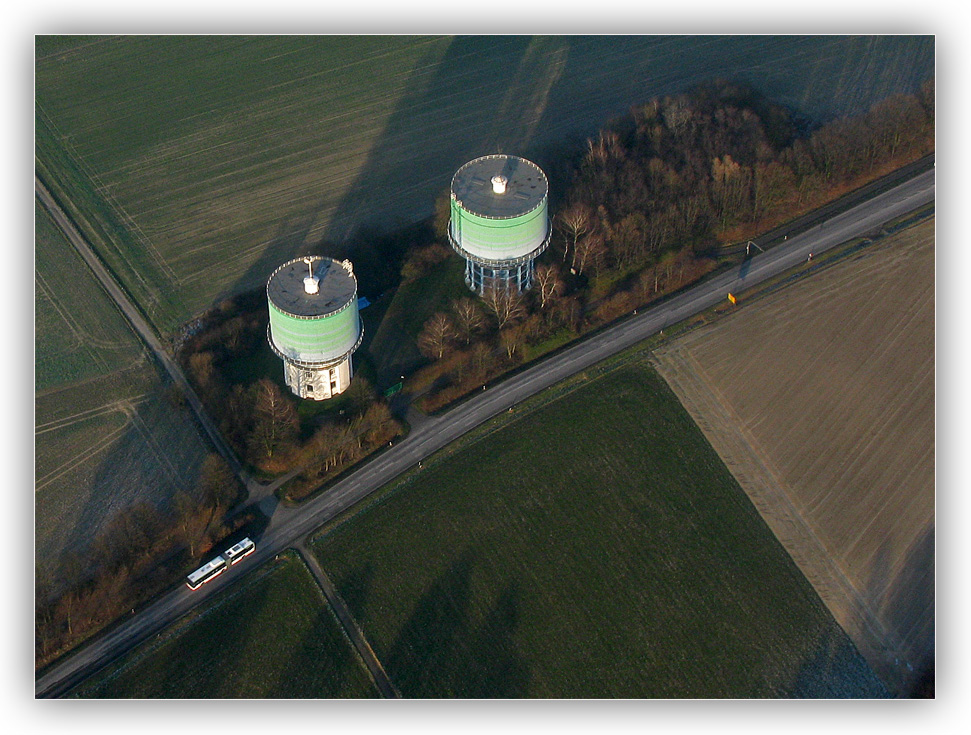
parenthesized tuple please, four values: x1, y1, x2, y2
(186, 556, 228, 590)
(224, 537, 256, 565)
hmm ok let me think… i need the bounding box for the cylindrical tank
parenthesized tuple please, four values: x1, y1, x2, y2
(449, 154, 550, 293)
(266, 256, 363, 401)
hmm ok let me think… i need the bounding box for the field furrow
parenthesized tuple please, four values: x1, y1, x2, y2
(36, 35, 934, 331)
(653, 219, 934, 696)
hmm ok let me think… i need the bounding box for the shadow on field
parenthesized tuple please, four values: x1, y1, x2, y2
(275, 606, 372, 698)
(315, 36, 533, 245)
(460, 582, 530, 698)
(782, 525, 935, 699)
(384, 549, 530, 698)
(872, 524, 935, 697)
(87, 569, 274, 698)
(333, 562, 376, 622)
(211, 197, 335, 321)
(197, 35, 937, 381)
(785, 625, 890, 699)
(42, 377, 208, 582)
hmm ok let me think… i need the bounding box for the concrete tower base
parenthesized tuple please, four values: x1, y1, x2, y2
(282, 356, 353, 401)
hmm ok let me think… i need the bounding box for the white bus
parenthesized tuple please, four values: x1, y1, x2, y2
(186, 555, 227, 590)
(224, 537, 256, 565)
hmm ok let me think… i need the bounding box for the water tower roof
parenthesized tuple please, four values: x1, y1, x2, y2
(451, 154, 548, 219)
(267, 257, 357, 318)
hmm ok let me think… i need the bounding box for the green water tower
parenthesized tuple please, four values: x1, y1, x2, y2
(448, 154, 551, 293)
(266, 256, 363, 401)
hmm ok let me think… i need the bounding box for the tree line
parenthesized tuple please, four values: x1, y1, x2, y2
(177, 293, 404, 488)
(35, 454, 246, 669)
(37, 77, 933, 668)
(409, 78, 934, 411)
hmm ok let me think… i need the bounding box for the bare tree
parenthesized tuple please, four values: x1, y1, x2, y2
(197, 453, 239, 532)
(188, 351, 216, 389)
(345, 375, 377, 416)
(612, 213, 647, 269)
(499, 325, 527, 361)
(173, 491, 206, 557)
(534, 263, 564, 309)
(870, 93, 929, 163)
(556, 203, 591, 264)
(249, 379, 299, 461)
(711, 154, 752, 227)
(55, 552, 88, 638)
(753, 161, 795, 219)
(661, 95, 692, 137)
(470, 341, 493, 375)
(35, 563, 58, 658)
(222, 316, 247, 352)
(572, 233, 605, 276)
(482, 287, 526, 330)
(417, 312, 458, 360)
(645, 212, 672, 257)
(449, 298, 485, 345)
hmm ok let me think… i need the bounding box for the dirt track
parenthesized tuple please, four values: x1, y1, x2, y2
(653, 220, 934, 696)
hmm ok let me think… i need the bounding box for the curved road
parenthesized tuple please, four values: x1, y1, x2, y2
(35, 168, 934, 697)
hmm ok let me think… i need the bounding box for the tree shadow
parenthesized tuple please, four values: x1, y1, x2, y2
(460, 582, 531, 698)
(785, 624, 890, 699)
(188, 36, 938, 377)
(783, 523, 935, 699)
(38, 365, 208, 580)
(384, 548, 476, 697)
(383, 549, 531, 698)
(37, 33, 937, 673)
(332, 561, 375, 623)
(879, 524, 935, 696)
(86, 569, 274, 698)
(273, 605, 377, 698)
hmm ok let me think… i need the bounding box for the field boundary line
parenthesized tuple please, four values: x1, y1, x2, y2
(36, 270, 136, 352)
(36, 102, 179, 286)
(126, 410, 190, 492)
(652, 339, 910, 695)
(36, 174, 253, 494)
(36, 167, 935, 699)
(294, 544, 400, 699)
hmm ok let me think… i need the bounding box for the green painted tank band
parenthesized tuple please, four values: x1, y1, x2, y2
(452, 199, 549, 259)
(268, 301, 360, 363)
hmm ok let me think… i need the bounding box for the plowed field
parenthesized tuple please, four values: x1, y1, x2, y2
(35, 35, 934, 332)
(653, 219, 934, 696)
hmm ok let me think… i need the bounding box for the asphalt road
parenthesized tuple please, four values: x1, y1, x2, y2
(35, 167, 934, 698)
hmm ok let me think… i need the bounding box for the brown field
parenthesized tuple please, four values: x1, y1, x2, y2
(652, 219, 934, 696)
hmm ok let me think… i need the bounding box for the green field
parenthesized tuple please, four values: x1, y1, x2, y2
(34, 201, 144, 391)
(35, 198, 211, 569)
(311, 354, 888, 697)
(35, 35, 933, 333)
(366, 256, 468, 385)
(35, 388, 211, 567)
(72, 554, 379, 698)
